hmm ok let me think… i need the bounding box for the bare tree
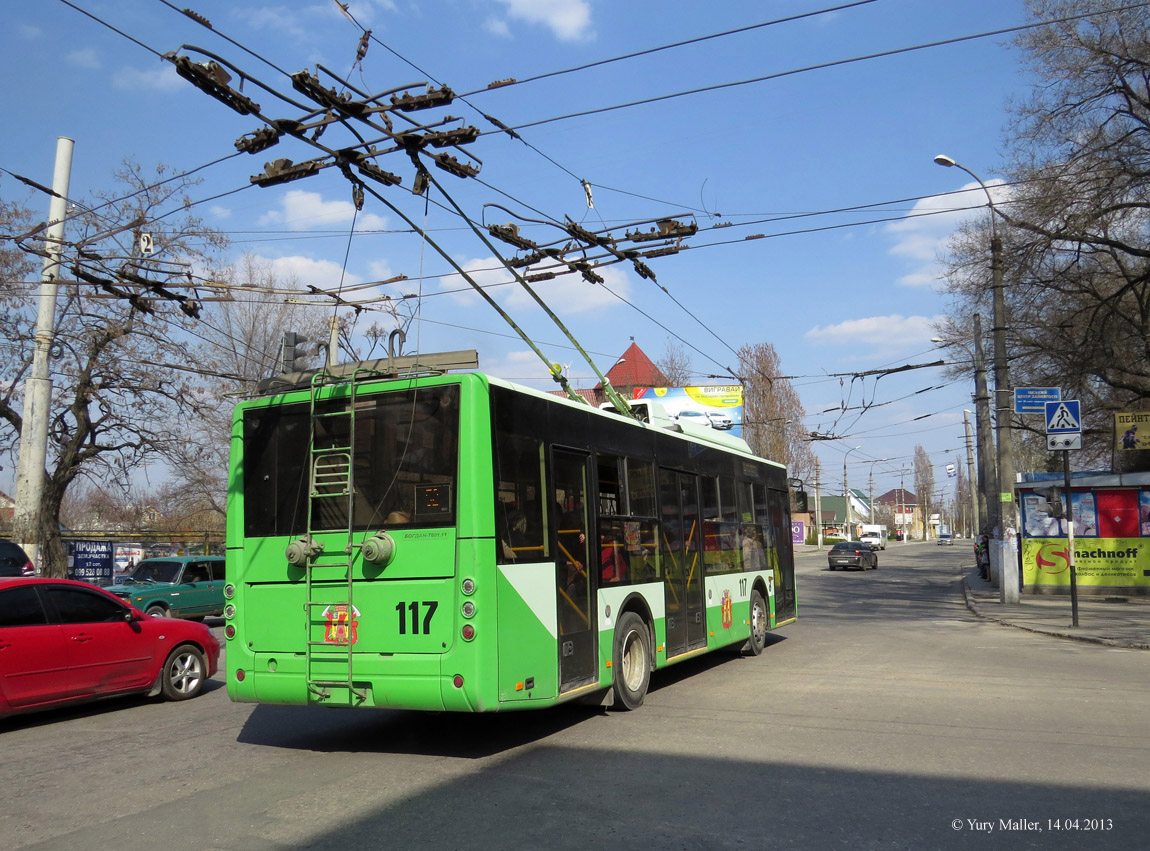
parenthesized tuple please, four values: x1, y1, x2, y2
(737, 342, 815, 483)
(939, 1, 1150, 470)
(655, 337, 693, 387)
(913, 446, 935, 539)
(0, 162, 227, 575)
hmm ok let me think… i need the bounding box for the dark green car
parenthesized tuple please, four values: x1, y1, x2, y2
(109, 556, 226, 620)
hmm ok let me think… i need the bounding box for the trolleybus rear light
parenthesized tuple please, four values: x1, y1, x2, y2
(225, 625, 236, 639)
(461, 624, 475, 641)
(224, 584, 235, 599)
(452, 674, 464, 688)
(461, 601, 475, 618)
(461, 578, 475, 595)
(235, 669, 245, 682)
(224, 604, 236, 619)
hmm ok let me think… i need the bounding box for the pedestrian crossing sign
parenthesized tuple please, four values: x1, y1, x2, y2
(1045, 400, 1081, 434)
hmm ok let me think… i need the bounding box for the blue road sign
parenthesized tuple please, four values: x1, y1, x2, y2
(1015, 387, 1060, 414)
(1045, 399, 1081, 434)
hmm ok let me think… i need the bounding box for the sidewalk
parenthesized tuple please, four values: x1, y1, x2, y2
(962, 563, 1150, 649)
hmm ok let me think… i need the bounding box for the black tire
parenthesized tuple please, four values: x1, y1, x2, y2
(145, 604, 168, 618)
(828, 564, 836, 571)
(872, 558, 879, 570)
(612, 612, 651, 710)
(743, 589, 768, 656)
(160, 644, 207, 701)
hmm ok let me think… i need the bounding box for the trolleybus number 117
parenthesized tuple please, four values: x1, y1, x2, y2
(396, 600, 439, 635)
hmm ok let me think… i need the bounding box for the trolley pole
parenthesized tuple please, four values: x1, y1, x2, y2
(13, 137, 74, 569)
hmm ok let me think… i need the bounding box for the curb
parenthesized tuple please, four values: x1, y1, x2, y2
(960, 574, 1150, 650)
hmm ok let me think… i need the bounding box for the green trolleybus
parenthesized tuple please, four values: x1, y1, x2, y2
(225, 364, 797, 712)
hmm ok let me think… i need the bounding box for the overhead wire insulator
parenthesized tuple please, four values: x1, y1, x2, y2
(525, 272, 556, 282)
(250, 158, 322, 187)
(507, 251, 543, 268)
(340, 149, 403, 186)
(390, 85, 454, 111)
(632, 260, 656, 282)
(488, 224, 537, 251)
(434, 153, 479, 178)
(425, 126, 480, 148)
(290, 70, 367, 117)
(565, 219, 614, 249)
(235, 126, 282, 154)
(487, 78, 517, 90)
(642, 246, 680, 258)
(626, 218, 698, 242)
(571, 261, 604, 284)
(165, 53, 260, 115)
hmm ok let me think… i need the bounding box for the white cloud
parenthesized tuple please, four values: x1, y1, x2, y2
(490, 0, 593, 41)
(483, 17, 512, 38)
(885, 180, 1009, 288)
(112, 64, 183, 92)
(19, 24, 42, 38)
(262, 254, 365, 289)
(436, 255, 630, 313)
(484, 349, 557, 383)
(209, 205, 232, 220)
(805, 314, 942, 358)
(259, 189, 388, 231)
(66, 49, 101, 69)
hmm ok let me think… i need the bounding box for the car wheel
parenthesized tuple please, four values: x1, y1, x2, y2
(145, 604, 168, 618)
(612, 612, 651, 710)
(161, 645, 207, 701)
(872, 558, 879, 570)
(743, 589, 768, 656)
(829, 564, 836, 570)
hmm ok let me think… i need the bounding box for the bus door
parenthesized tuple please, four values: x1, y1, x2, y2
(660, 469, 707, 657)
(552, 448, 597, 692)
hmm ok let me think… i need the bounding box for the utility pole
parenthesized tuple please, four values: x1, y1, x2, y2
(963, 410, 979, 539)
(814, 459, 823, 550)
(13, 137, 74, 570)
(972, 314, 997, 544)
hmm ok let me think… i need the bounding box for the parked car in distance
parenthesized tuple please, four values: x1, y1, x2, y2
(108, 556, 226, 620)
(936, 534, 954, 546)
(0, 540, 35, 577)
(705, 410, 734, 430)
(859, 532, 885, 551)
(674, 409, 713, 428)
(827, 541, 878, 571)
(0, 577, 220, 717)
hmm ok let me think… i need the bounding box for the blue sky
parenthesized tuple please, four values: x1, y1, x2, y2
(3, 0, 1033, 504)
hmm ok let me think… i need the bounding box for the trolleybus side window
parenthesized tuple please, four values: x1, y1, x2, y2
(595, 453, 657, 585)
(492, 388, 550, 564)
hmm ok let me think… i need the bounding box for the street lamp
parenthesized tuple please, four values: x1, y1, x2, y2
(844, 445, 861, 540)
(934, 154, 1019, 603)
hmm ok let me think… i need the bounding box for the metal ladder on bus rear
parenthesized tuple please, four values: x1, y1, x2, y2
(301, 368, 379, 705)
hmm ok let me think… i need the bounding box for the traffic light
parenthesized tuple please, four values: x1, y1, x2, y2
(1034, 485, 1064, 519)
(281, 331, 308, 373)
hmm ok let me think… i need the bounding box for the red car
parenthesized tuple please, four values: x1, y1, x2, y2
(0, 577, 220, 717)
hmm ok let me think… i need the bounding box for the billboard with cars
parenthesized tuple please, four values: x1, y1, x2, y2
(633, 385, 744, 436)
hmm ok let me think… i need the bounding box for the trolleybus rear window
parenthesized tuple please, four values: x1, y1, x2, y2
(243, 385, 460, 537)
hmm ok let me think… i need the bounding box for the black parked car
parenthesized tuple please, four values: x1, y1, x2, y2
(0, 540, 36, 577)
(827, 541, 878, 571)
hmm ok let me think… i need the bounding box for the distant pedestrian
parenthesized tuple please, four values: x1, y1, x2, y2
(977, 535, 990, 581)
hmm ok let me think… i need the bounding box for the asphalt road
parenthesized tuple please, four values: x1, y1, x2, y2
(3, 543, 1148, 850)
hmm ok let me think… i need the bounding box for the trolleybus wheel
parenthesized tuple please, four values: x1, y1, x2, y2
(160, 645, 207, 701)
(744, 589, 768, 656)
(612, 612, 651, 710)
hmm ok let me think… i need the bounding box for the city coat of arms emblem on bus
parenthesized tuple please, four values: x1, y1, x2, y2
(322, 604, 360, 645)
(720, 590, 733, 630)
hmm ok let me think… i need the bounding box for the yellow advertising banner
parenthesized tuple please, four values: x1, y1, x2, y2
(1115, 411, 1150, 450)
(1023, 537, 1150, 589)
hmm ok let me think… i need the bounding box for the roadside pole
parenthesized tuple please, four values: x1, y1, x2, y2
(814, 459, 823, 550)
(13, 137, 74, 568)
(1063, 450, 1079, 628)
